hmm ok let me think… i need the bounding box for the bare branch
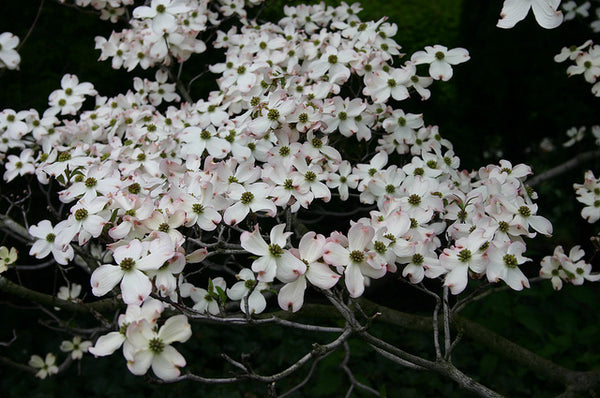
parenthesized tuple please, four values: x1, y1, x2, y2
(17, 0, 45, 51)
(276, 354, 328, 398)
(340, 341, 380, 396)
(528, 149, 600, 187)
(0, 330, 17, 347)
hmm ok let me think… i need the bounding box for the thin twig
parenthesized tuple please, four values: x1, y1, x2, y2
(17, 0, 45, 51)
(340, 341, 380, 396)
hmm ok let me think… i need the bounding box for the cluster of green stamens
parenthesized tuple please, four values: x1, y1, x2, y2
(85, 177, 97, 188)
(279, 146, 290, 156)
(458, 249, 472, 263)
(74, 208, 88, 221)
(412, 253, 424, 265)
(305, 171, 316, 182)
(120, 257, 135, 271)
(158, 223, 170, 232)
(148, 337, 165, 354)
(192, 204, 204, 214)
(267, 108, 280, 121)
(349, 250, 365, 263)
(518, 206, 531, 217)
(408, 194, 421, 206)
(269, 244, 283, 257)
(503, 254, 518, 268)
(240, 192, 254, 204)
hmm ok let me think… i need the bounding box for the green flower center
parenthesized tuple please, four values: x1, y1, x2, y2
(412, 253, 424, 265)
(349, 250, 365, 263)
(408, 194, 421, 206)
(74, 208, 88, 221)
(85, 177, 97, 188)
(58, 152, 72, 162)
(374, 241, 386, 254)
(279, 146, 290, 157)
(120, 257, 135, 272)
(240, 192, 254, 205)
(128, 183, 141, 194)
(193, 204, 204, 214)
(305, 171, 317, 182)
(148, 337, 165, 354)
(269, 244, 284, 257)
(518, 206, 531, 217)
(267, 108, 280, 121)
(458, 249, 472, 263)
(503, 254, 518, 269)
(158, 223, 170, 232)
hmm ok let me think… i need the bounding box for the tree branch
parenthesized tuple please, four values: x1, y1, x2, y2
(0, 276, 123, 313)
(528, 149, 600, 187)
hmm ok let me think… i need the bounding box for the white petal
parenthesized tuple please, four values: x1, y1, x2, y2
(88, 332, 125, 357)
(278, 277, 307, 312)
(121, 270, 152, 305)
(152, 346, 185, 381)
(128, 350, 153, 376)
(345, 263, 365, 298)
(91, 265, 123, 297)
(531, 0, 563, 29)
(306, 262, 340, 289)
(159, 315, 192, 344)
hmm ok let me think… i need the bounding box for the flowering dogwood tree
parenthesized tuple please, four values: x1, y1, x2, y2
(1, 0, 600, 396)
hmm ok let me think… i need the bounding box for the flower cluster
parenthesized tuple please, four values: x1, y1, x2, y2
(555, 39, 600, 96)
(94, 0, 266, 71)
(540, 245, 600, 289)
(574, 170, 600, 223)
(1, 0, 591, 383)
(0, 32, 20, 70)
(88, 298, 191, 380)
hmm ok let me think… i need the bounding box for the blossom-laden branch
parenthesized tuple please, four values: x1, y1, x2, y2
(0, 0, 599, 395)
